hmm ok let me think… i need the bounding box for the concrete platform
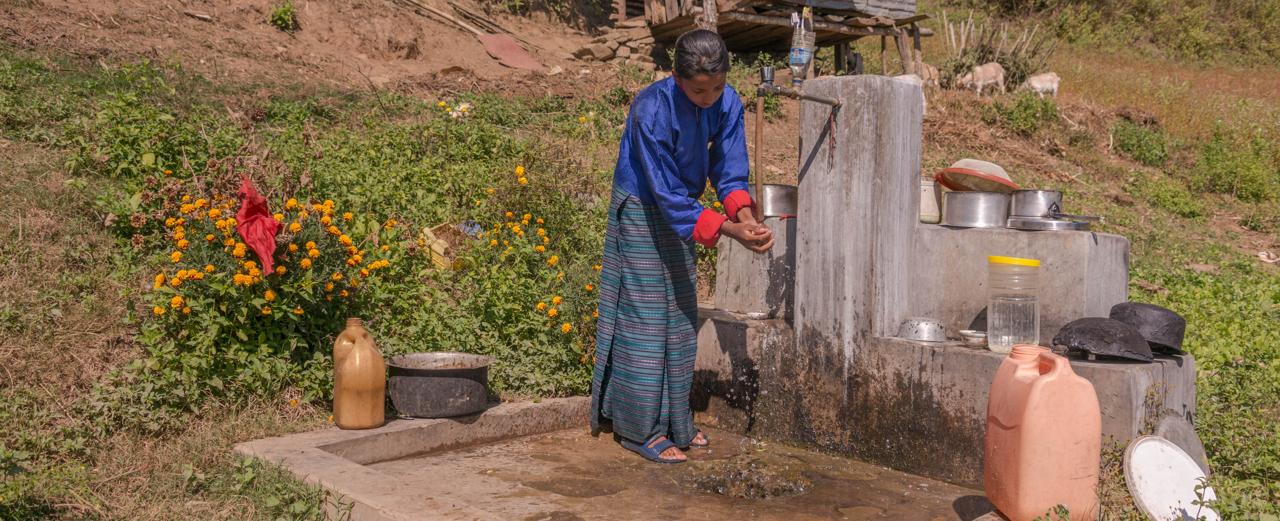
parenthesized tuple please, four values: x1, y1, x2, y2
(693, 307, 1198, 487)
(236, 397, 1001, 521)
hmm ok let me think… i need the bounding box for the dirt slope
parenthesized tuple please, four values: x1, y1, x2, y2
(0, 0, 597, 88)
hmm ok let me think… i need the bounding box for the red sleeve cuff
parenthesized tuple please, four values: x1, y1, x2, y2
(722, 190, 755, 223)
(692, 208, 728, 248)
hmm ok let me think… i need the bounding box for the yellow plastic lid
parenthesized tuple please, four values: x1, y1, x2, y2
(988, 255, 1041, 267)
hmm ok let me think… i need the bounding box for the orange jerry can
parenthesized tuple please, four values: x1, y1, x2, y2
(333, 318, 386, 430)
(984, 344, 1102, 521)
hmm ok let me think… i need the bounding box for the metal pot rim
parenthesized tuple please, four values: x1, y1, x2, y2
(386, 352, 495, 371)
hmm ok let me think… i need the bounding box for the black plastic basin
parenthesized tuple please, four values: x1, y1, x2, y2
(386, 352, 495, 418)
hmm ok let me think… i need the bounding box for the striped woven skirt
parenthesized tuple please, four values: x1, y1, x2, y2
(590, 187, 699, 448)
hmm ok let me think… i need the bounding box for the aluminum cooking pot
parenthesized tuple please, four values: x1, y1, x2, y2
(942, 191, 1010, 228)
(1010, 190, 1063, 217)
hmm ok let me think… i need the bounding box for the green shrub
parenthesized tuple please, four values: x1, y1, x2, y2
(1129, 174, 1204, 218)
(986, 92, 1059, 137)
(1192, 126, 1279, 203)
(269, 1, 300, 32)
(1240, 202, 1280, 234)
(1113, 119, 1169, 166)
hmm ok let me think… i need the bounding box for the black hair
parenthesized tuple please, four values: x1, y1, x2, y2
(673, 29, 730, 79)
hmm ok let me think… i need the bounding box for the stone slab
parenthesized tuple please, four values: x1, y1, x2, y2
(693, 308, 1198, 487)
(236, 395, 997, 520)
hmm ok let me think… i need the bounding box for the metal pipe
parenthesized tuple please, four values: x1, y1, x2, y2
(759, 83, 841, 107)
(754, 93, 765, 223)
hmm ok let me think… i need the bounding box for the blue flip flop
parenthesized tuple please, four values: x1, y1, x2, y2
(621, 435, 685, 464)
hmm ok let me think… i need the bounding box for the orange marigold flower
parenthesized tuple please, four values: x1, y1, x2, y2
(170, 295, 184, 309)
(325, 282, 335, 292)
(593, 264, 602, 271)
(204, 264, 215, 273)
(224, 238, 236, 247)
(164, 169, 173, 176)
(289, 222, 302, 233)
(342, 212, 353, 221)
(548, 308, 558, 318)
(292, 307, 304, 315)
(360, 268, 370, 277)
(285, 198, 299, 210)
(593, 310, 599, 318)
(177, 239, 190, 249)
(261, 306, 272, 315)
(561, 323, 573, 334)
(182, 195, 191, 203)
(205, 234, 215, 242)
(384, 219, 396, 229)
(537, 302, 547, 311)
(264, 290, 276, 301)
(208, 209, 222, 219)
(552, 296, 563, 305)
(321, 215, 332, 226)
(288, 243, 299, 253)
(517, 177, 529, 186)
(276, 266, 287, 275)
(515, 165, 525, 176)
(170, 251, 182, 263)
(339, 290, 349, 298)
(381, 245, 390, 252)
(522, 213, 532, 222)
(505, 211, 514, 219)
(536, 218, 544, 224)
(182, 306, 191, 315)
(300, 258, 312, 269)
(339, 235, 353, 246)
(305, 241, 316, 250)
(534, 245, 545, 253)
(585, 283, 594, 291)
(308, 249, 320, 259)
(327, 226, 341, 236)
(273, 213, 285, 222)
(153, 306, 165, 315)
(154, 273, 166, 287)
(547, 255, 559, 267)
(331, 272, 343, 281)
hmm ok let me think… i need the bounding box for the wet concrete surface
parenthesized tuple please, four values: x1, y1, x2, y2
(368, 427, 995, 520)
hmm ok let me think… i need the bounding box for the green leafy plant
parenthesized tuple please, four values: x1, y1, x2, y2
(985, 91, 1059, 136)
(1192, 126, 1279, 203)
(270, 1, 300, 33)
(1113, 119, 1170, 166)
(1128, 174, 1204, 219)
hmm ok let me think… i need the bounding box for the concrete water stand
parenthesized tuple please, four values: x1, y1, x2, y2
(235, 397, 1000, 520)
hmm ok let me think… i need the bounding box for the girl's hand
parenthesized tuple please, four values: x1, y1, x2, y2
(721, 221, 774, 253)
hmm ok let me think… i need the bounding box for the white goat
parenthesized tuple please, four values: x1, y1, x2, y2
(956, 62, 1006, 96)
(917, 62, 941, 89)
(1021, 72, 1061, 98)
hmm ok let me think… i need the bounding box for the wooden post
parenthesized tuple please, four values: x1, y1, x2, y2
(834, 42, 849, 74)
(879, 35, 887, 75)
(895, 29, 914, 75)
(699, 0, 717, 31)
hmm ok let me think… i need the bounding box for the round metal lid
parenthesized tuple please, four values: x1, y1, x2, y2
(1006, 216, 1091, 231)
(1124, 435, 1219, 521)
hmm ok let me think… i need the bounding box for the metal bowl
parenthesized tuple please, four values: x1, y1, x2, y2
(959, 329, 988, 348)
(748, 184, 798, 217)
(942, 191, 1010, 228)
(386, 352, 495, 418)
(898, 317, 946, 343)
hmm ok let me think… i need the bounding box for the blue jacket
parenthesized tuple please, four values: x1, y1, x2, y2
(613, 76, 753, 246)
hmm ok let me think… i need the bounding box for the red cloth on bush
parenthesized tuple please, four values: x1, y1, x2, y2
(236, 178, 281, 275)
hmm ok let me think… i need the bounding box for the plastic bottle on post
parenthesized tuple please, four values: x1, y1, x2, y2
(987, 256, 1040, 353)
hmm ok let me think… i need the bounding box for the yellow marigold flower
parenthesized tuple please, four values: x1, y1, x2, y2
(173, 229, 185, 241)
(515, 165, 525, 176)
(208, 209, 221, 219)
(247, 267, 261, 277)
(223, 238, 236, 247)
(170, 251, 182, 263)
(271, 213, 283, 223)
(261, 306, 272, 315)
(518, 177, 528, 185)
(170, 295, 184, 309)
(298, 210, 309, 220)
(547, 255, 559, 267)
(305, 241, 316, 250)
(177, 239, 190, 250)
(489, 239, 498, 247)
(289, 222, 302, 233)
(165, 217, 176, 227)
(244, 260, 257, 269)
(548, 308, 558, 318)
(292, 307, 304, 315)
(381, 245, 390, 252)
(339, 235, 353, 246)
(180, 204, 195, 214)
(321, 215, 332, 226)
(327, 226, 341, 236)
(288, 243, 299, 253)
(534, 245, 545, 253)
(438, 100, 447, 108)
(182, 195, 191, 203)
(485, 188, 496, 195)
(308, 249, 320, 259)
(342, 212, 353, 221)
(153, 305, 165, 315)
(204, 264, 215, 273)
(346, 258, 358, 267)
(384, 219, 396, 229)
(339, 290, 349, 298)
(536, 302, 547, 311)
(578, 116, 588, 124)
(360, 268, 370, 277)
(233, 274, 246, 285)
(300, 258, 313, 269)
(164, 169, 173, 176)
(276, 266, 287, 275)
(585, 283, 594, 291)
(505, 211, 514, 219)
(205, 234, 215, 242)
(557, 271, 564, 280)
(349, 280, 361, 288)
(351, 254, 363, 264)
(537, 228, 546, 236)
(223, 217, 232, 227)
(325, 282, 335, 292)
(182, 306, 191, 315)
(323, 199, 335, 209)
(552, 296, 563, 306)
(264, 290, 276, 301)
(332, 272, 343, 281)
(543, 237, 550, 244)
(593, 264, 602, 271)
(345, 246, 358, 256)
(522, 213, 532, 221)
(285, 198, 299, 210)
(154, 273, 166, 286)
(561, 323, 573, 334)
